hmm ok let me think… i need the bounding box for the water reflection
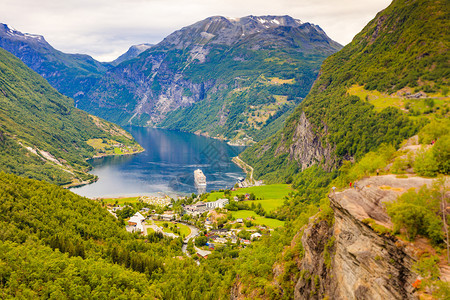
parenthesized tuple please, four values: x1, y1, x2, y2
(71, 127, 245, 198)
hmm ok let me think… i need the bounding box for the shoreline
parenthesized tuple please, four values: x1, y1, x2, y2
(232, 156, 255, 184)
(82, 191, 189, 200)
(66, 148, 145, 190)
(68, 129, 248, 194)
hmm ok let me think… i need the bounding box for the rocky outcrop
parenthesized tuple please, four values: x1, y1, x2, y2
(294, 175, 434, 299)
(276, 112, 336, 171)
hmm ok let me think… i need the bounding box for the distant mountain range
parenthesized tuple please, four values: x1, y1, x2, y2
(110, 43, 154, 66)
(0, 16, 342, 144)
(84, 15, 342, 143)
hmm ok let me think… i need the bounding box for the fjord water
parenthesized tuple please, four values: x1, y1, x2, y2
(71, 127, 245, 198)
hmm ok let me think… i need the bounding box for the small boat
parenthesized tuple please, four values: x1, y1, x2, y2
(194, 169, 207, 186)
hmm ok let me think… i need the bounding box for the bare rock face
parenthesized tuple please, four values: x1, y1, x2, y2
(278, 112, 336, 171)
(294, 176, 432, 299)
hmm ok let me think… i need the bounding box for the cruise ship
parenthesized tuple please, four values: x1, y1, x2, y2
(194, 169, 207, 186)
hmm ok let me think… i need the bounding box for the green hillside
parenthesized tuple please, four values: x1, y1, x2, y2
(241, 0, 449, 182)
(0, 23, 110, 100)
(0, 172, 239, 298)
(0, 48, 141, 185)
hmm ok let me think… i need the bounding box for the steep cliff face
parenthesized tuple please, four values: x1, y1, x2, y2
(294, 175, 435, 299)
(276, 112, 336, 171)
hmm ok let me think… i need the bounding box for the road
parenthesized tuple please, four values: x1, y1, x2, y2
(232, 156, 254, 183)
(181, 223, 200, 256)
(143, 219, 199, 256)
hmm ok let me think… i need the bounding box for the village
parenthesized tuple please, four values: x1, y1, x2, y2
(104, 188, 288, 259)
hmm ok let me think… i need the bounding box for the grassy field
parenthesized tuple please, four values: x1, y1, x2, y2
(252, 199, 286, 212)
(347, 84, 449, 116)
(87, 138, 119, 155)
(87, 138, 143, 157)
(232, 210, 285, 228)
(207, 184, 293, 212)
(153, 221, 191, 237)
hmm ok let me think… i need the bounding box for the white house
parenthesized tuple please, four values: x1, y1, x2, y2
(205, 198, 229, 209)
(128, 212, 145, 233)
(250, 232, 262, 240)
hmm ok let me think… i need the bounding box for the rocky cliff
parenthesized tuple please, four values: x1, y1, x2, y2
(294, 175, 436, 299)
(276, 111, 336, 171)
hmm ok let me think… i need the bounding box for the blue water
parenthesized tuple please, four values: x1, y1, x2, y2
(70, 127, 246, 198)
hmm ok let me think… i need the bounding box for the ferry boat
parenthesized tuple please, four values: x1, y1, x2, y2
(194, 169, 207, 186)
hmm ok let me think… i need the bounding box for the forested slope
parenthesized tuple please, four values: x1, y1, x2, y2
(0, 23, 109, 100)
(0, 172, 237, 299)
(0, 48, 140, 185)
(241, 0, 449, 183)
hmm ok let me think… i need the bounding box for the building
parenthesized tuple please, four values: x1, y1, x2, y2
(161, 213, 175, 221)
(184, 202, 208, 214)
(205, 198, 229, 210)
(184, 198, 229, 215)
(250, 232, 262, 240)
(128, 212, 145, 233)
(213, 237, 228, 244)
(196, 249, 211, 259)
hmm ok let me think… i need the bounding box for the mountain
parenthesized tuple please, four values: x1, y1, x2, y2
(240, 0, 449, 182)
(0, 47, 142, 186)
(111, 43, 154, 66)
(232, 0, 449, 298)
(0, 23, 110, 99)
(80, 15, 342, 144)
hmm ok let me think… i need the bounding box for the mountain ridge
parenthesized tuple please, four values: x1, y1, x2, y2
(0, 47, 141, 186)
(111, 43, 154, 66)
(0, 23, 110, 99)
(80, 15, 342, 143)
(240, 0, 449, 182)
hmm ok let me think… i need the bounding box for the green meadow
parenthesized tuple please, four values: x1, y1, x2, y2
(207, 184, 293, 212)
(232, 210, 285, 228)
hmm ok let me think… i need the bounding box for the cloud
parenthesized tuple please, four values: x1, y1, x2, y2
(0, 0, 391, 61)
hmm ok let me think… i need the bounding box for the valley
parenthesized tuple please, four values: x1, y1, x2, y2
(0, 0, 449, 299)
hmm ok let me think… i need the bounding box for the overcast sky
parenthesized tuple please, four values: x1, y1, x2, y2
(0, 0, 391, 62)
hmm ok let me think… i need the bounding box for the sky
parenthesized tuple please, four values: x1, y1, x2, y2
(0, 0, 392, 62)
